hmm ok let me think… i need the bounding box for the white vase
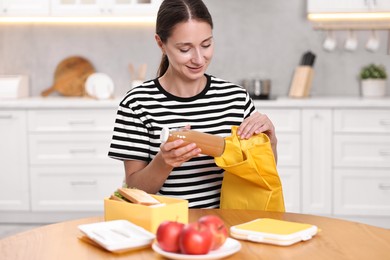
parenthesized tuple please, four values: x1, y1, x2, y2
(361, 79, 386, 97)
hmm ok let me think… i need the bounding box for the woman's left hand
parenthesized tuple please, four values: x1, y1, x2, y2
(237, 111, 277, 144)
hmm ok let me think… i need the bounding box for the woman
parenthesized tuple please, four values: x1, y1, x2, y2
(108, 0, 277, 208)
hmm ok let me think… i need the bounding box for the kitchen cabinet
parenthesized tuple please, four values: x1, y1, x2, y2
(0, 0, 49, 16)
(0, 110, 29, 211)
(51, 0, 162, 16)
(258, 108, 301, 213)
(301, 109, 332, 215)
(308, 0, 390, 13)
(333, 109, 390, 216)
(1, 97, 390, 228)
(28, 109, 123, 212)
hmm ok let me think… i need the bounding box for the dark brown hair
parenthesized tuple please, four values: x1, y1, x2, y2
(156, 0, 213, 77)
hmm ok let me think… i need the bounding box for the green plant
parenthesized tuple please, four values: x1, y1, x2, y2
(360, 64, 387, 80)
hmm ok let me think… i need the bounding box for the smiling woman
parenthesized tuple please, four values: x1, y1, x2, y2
(108, 0, 278, 209)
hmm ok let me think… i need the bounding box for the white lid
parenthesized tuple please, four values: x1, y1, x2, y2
(78, 220, 155, 252)
(160, 127, 170, 143)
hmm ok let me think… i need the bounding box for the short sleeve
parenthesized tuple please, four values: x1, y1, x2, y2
(108, 101, 151, 162)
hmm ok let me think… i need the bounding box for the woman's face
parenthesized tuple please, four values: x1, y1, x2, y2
(160, 20, 214, 81)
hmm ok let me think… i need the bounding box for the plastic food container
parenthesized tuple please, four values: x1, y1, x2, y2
(104, 194, 188, 234)
(78, 220, 155, 253)
(230, 218, 319, 246)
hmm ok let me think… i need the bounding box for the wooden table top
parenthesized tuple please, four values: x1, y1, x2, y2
(1, 209, 389, 260)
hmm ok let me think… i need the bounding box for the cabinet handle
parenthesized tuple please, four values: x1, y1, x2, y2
(0, 114, 13, 119)
(378, 183, 390, 190)
(379, 119, 390, 126)
(69, 148, 96, 154)
(70, 180, 97, 186)
(68, 120, 95, 125)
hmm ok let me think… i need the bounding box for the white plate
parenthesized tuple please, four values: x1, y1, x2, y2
(78, 220, 155, 252)
(152, 237, 241, 260)
(85, 72, 114, 100)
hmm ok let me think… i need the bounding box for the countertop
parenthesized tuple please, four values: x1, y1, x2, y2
(0, 96, 390, 109)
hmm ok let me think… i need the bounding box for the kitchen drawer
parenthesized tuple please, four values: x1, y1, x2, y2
(257, 108, 301, 132)
(334, 169, 390, 216)
(30, 166, 123, 211)
(28, 109, 116, 132)
(334, 109, 390, 133)
(276, 133, 301, 167)
(334, 135, 390, 168)
(278, 167, 300, 213)
(29, 133, 117, 165)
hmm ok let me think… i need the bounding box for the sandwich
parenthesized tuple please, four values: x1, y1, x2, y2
(110, 187, 161, 206)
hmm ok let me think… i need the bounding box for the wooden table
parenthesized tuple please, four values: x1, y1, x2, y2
(1, 209, 389, 260)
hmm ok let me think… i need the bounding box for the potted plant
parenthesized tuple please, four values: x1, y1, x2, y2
(359, 64, 387, 97)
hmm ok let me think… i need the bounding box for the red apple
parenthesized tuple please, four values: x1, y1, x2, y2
(179, 222, 213, 255)
(156, 221, 185, 253)
(198, 215, 228, 250)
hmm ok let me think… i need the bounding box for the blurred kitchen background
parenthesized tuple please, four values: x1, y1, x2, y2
(1, 0, 390, 97)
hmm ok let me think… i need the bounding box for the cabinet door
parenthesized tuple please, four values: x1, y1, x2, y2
(278, 167, 300, 213)
(51, 0, 106, 16)
(301, 109, 332, 215)
(334, 168, 390, 216)
(30, 165, 123, 211)
(0, 111, 29, 210)
(334, 109, 390, 134)
(334, 135, 390, 168)
(107, 0, 161, 16)
(1, 0, 49, 16)
(308, 0, 369, 13)
(29, 133, 117, 165)
(51, 0, 161, 16)
(371, 0, 390, 11)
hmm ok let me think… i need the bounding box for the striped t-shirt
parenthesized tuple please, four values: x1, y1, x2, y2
(108, 74, 256, 208)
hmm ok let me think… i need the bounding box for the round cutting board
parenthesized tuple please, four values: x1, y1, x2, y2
(41, 56, 95, 97)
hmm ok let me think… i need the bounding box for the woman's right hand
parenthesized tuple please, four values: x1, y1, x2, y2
(160, 139, 201, 168)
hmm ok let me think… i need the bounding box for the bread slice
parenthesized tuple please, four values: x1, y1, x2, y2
(109, 194, 127, 202)
(117, 188, 161, 206)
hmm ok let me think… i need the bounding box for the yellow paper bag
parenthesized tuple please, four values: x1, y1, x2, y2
(215, 126, 285, 212)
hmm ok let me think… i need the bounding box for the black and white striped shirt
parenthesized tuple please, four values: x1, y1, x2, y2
(108, 74, 256, 208)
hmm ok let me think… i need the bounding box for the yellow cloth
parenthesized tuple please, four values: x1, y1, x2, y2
(215, 126, 285, 212)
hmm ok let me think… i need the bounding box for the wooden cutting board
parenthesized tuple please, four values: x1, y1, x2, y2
(41, 56, 95, 97)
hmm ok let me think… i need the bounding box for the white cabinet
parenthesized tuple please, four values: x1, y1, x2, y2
(108, 0, 162, 16)
(334, 169, 390, 216)
(51, 0, 161, 16)
(333, 109, 390, 216)
(30, 166, 122, 211)
(301, 109, 332, 215)
(28, 109, 123, 212)
(308, 0, 390, 13)
(0, 110, 29, 211)
(0, 0, 50, 16)
(0, 0, 161, 17)
(51, 0, 106, 16)
(259, 108, 301, 213)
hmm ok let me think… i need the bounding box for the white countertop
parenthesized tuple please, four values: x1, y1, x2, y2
(0, 96, 390, 109)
